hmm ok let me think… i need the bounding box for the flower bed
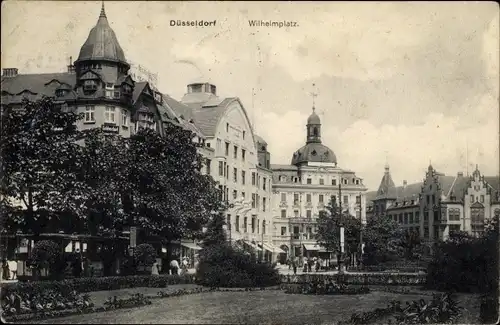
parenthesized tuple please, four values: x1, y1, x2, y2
(280, 272, 426, 286)
(4, 286, 281, 322)
(282, 278, 370, 295)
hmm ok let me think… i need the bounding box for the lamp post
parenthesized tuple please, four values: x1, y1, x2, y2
(338, 183, 345, 274)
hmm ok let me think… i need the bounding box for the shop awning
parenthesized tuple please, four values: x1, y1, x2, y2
(243, 240, 262, 251)
(181, 242, 202, 250)
(303, 244, 321, 251)
(260, 243, 286, 254)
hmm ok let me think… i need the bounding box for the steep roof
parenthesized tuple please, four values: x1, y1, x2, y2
(375, 165, 396, 200)
(188, 98, 234, 136)
(254, 134, 267, 146)
(1, 73, 76, 105)
(77, 3, 127, 64)
(485, 176, 500, 191)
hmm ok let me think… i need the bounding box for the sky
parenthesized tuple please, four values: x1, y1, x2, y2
(2, 1, 499, 191)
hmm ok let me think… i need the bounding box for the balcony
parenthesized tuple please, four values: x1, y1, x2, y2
(102, 123, 119, 133)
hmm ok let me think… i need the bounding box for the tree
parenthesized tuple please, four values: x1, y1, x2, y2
(397, 228, 422, 260)
(201, 209, 228, 248)
(127, 125, 223, 243)
(316, 195, 361, 255)
(362, 214, 401, 265)
(0, 97, 84, 236)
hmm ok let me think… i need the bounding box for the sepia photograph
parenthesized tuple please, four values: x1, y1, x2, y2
(0, 1, 499, 324)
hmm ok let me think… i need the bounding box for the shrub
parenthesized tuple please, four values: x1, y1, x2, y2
(196, 243, 280, 288)
(26, 240, 62, 279)
(280, 273, 426, 286)
(133, 243, 157, 267)
(283, 277, 370, 295)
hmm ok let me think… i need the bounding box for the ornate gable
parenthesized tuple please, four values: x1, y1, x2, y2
(80, 70, 102, 81)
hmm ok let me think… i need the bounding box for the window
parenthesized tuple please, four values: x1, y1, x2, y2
(233, 190, 237, 200)
(332, 179, 337, 186)
(343, 179, 348, 185)
(294, 210, 299, 218)
(252, 194, 256, 208)
(104, 106, 116, 123)
(263, 177, 266, 190)
(424, 211, 428, 222)
(251, 218, 255, 233)
(219, 162, 224, 176)
(319, 195, 324, 203)
(426, 195, 430, 205)
(433, 227, 440, 241)
(281, 209, 286, 218)
(235, 216, 240, 232)
(234, 145, 238, 159)
(480, 195, 484, 203)
(306, 194, 311, 203)
(233, 168, 237, 183)
(355, 179, 360, 185)
(216, 139, 222, 151)
(356, 195, 361, 204)
(307, 178, 312, 184)
(242, 192, 245, 199)
(121, 109, 128, 126)
(294, 193, 299, 204)
(319, 178, 324, 185)
(83, 79, 97, 90)
(263, 198, 266, 212)
(252, 172, 256, 185)
(470, 195, 474, 203)
(306, 210, 312, 218)
(105, 83, 114, 98)
(226, 123, 229, 132)
(225, 142, 229, 156)
(415, 211, 420, 223)
(241, 171, 246, 185)
(432, 195, 435, 205)
(243, 217, 248, 232)
(281, 227, 286, 236)
(404, 213, 408, 224)
(424, 227, 429, 238)
(84, 106, 95, 122)
(449, 225, 460, 233)
(281, 193, 287, 202)
(449, 208, 460, 221)
(242, 149, 246, 161)
(206, 159, 211, 175)
(409, 214, 414, 224)
(218, 185, 223, 200)
(242, 131, 246, 140)
(399, 214, 403, 223)
(343, 195, 348, 204)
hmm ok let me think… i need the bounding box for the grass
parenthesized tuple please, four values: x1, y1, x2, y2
(29, 290, 480, 325)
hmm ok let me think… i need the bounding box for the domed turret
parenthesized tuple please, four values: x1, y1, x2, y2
(291, 105, 337, 166)
(76, 2, 128, 65)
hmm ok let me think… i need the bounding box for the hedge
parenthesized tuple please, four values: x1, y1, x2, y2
(1, 274, 196, 299)
(280, 273, 426, 286)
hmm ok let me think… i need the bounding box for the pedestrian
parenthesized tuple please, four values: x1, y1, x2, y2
(169, 259, 179, 275)
(181, 257, 188, 275)
(151, 261, 159, 276)
(315, 258, 321, 272)
(2, 259, 10, 281)
(292, 257, 297, 275)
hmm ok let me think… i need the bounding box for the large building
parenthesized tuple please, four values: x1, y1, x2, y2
(178, 80, 277, 261)
(366, 164, 500, 244)
(1, 3, 275, 267)
(271, 106, 368, 263)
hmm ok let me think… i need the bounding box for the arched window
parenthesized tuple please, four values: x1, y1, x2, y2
(313, 127, 318, 136)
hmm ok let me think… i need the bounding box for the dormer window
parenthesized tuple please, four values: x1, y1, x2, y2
(83, 80, 98, 91)
(55, 89, 67, 97)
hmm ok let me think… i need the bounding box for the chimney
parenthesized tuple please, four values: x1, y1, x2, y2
(67, 56, 75, 73)
(2, 68, 19, 77)
(457, 172, 464, 177)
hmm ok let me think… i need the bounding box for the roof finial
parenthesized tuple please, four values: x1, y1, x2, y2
(384, 150, 389, 171)
(310, 83, 318, 111)
(100, 0, 106, 18)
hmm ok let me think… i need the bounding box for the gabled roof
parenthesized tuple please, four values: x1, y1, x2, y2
(188, 97, 234, 136)
(485, 176, 500, 191)
(131, 81, 147, 104)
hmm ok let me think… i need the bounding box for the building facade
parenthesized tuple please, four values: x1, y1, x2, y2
(271, 107, 367, 263)
(366, 164, 500, 244)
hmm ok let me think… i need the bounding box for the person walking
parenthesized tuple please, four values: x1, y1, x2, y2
(169, 259, 179, 275)
(151, 261, 159, 276)
(292, 257, 297, 275)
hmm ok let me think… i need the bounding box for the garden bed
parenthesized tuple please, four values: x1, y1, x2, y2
(280, 272, 426, 286)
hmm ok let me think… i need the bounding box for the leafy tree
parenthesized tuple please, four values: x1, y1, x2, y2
(362, 214, 401, 265)
(316, 195, 361, 255)
(0, 97, 84, 236)
(396, 228, 422, 260)
(127, 125, 222, 243)
(201, 209, 228, 248)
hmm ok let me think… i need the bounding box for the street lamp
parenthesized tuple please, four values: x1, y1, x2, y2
(338, 184, 346, 274)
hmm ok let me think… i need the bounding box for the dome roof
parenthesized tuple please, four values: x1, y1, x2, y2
(291, 143, 337, 165)
(307, 110, 320, 125)
(77, 4, 127, 64)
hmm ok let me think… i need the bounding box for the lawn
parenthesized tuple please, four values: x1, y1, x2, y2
(30, 290, 480, 325)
